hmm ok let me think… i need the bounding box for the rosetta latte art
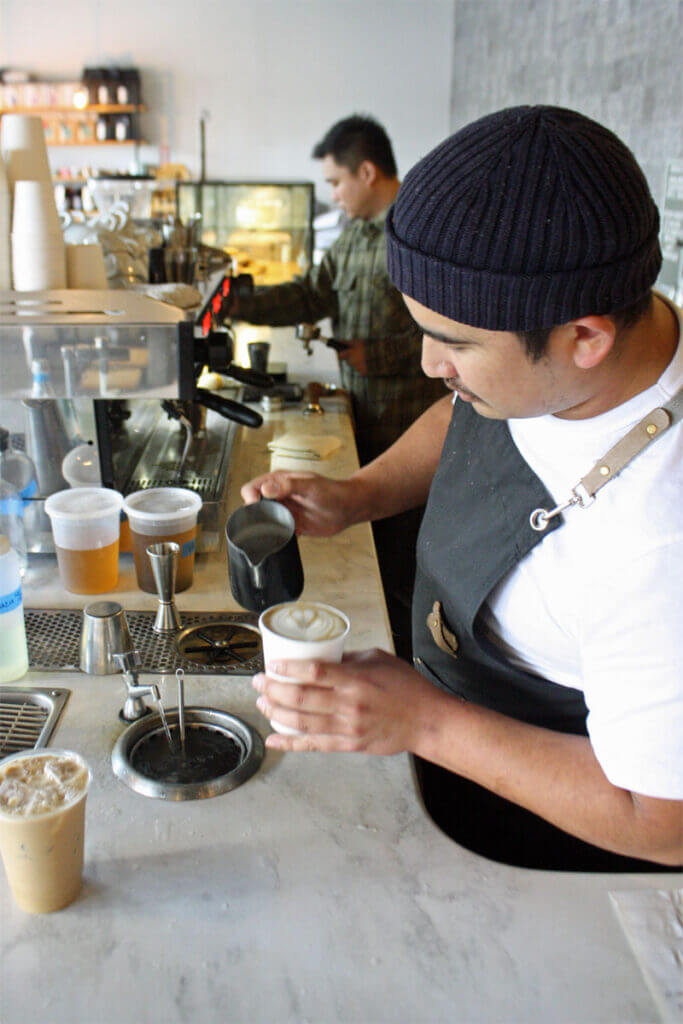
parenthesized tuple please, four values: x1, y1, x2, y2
(264, 602, 347, 642)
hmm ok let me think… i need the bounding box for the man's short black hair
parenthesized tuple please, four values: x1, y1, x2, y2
(312, 115, 397, 178)
(517, 291, 654, 362)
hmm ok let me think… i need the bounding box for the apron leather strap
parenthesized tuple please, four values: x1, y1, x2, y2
(531, 387, 683, 531)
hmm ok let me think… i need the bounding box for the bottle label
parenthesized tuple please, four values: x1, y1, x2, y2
(20, 480, 38, 500)
(181, 538, 196, 559)
(0, 586, 22, 615)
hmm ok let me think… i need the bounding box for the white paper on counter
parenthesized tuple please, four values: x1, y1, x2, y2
(267, 432, 341, 460)
(609, 887, 683, 1022)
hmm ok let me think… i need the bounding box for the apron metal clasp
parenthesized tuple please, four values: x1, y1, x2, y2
(530, 484, 594, 532)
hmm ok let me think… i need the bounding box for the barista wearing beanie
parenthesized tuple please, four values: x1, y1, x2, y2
(244, 106, 683, 871)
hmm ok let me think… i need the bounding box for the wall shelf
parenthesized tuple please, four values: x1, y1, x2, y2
(0, 105, 145, 116)
(47, 139, 147, 147)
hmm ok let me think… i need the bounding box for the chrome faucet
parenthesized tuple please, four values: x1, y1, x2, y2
(114, 650, 160, 722)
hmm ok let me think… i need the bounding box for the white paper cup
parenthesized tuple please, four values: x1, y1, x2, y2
(11, 179, 62, 236)
(11, 234, 66, 290)
(258, 601, 350, 734)
(0, 114, 52, 190)
(66, 242, 108, 289)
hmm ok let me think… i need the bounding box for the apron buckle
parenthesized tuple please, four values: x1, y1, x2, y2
(426, 601, 459, 657)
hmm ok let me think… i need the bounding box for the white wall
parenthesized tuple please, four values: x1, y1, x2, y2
(0, 0, 454, 197)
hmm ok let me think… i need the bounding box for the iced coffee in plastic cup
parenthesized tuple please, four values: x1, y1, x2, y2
(45, 487, 123, 594)
(123, 487, 202, 593)
(0, 749, 91, 913)
(258, 601, 350, 734)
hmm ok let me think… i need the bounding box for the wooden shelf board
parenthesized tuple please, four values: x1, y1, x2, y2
(47, 139, 147, 147)
(0, 104, 145, 116)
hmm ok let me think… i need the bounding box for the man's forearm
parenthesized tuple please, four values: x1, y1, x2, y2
(415, 686, 683, 864)
(348, 393, 452, 523)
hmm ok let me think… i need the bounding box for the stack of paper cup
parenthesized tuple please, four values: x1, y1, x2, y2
(0, 154, 10, 289)
(11, 180, 66, 290)
(0, 114, 53, 194)
(1, 114, 65, 290)
(65, 242, 107, 289)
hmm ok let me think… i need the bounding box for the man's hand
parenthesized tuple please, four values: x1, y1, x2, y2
(252, 649, 442, 753)
(240, 471, 364, 536)
(337, 338, 368, 375)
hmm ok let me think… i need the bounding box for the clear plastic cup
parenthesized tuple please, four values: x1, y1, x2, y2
(44, 487, 123, 594)
(0, 749, 91, 913)
(123, 487, 202, 593)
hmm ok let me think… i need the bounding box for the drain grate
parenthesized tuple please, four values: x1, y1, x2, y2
(25, 609, 263, 676)
(0, 687, 70, 757)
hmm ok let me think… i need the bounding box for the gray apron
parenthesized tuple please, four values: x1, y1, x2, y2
(412, 398, 679, 871)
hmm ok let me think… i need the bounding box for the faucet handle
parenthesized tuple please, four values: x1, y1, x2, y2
(113, 650, 142, 676)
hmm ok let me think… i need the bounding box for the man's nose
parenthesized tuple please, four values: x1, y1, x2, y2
(421, 338, 457, 378)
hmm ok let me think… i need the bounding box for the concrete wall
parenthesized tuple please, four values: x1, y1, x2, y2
(450, 0, 683, 206)
(0, 0, 454, 198)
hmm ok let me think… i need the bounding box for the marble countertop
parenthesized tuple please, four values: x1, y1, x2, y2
(3, 403, 676, 1024)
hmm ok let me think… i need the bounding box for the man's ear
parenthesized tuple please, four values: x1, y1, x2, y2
(568, 316, 618, 369)
(358, 160, 379, 186)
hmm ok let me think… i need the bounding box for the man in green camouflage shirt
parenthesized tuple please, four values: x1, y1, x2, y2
(231, 116, 443, 657)
(231, 115, 443, 465)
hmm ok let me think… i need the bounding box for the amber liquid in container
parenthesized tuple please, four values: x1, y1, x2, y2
(54, 539, 119, 594)
(119, 514, 132, 554)
(130, 525, 197, 593)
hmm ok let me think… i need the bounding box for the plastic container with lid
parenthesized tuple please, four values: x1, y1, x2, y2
(123, 487, 202, 593)
(44, 487, 123, 594)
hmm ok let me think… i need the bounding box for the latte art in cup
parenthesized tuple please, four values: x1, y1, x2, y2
(258, 601, 350, 735)
(262, 601, 347, 642)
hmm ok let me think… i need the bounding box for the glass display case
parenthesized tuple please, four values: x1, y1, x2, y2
(177, 180, 314, 285)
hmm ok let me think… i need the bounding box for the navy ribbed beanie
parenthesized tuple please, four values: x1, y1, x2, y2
(386, 106, 662, 331)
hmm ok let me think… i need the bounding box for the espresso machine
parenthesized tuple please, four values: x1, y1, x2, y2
(0, 273, 269, 553)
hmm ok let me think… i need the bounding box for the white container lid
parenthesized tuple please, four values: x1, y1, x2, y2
(123, 487, 202, 534)
(44, 487, 122, 550)
(45, 487, 122, 521)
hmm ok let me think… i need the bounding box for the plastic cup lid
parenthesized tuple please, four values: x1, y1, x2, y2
(44, 487, 123, 520)
(122, 487, 202, 522)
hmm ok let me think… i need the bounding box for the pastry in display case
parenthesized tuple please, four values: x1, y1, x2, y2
(176, 181, 314, 285)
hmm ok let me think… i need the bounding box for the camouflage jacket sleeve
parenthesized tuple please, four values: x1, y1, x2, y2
(235, 247, 339, 327)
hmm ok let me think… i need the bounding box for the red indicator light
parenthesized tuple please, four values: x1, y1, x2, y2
(222, 278, 231, 296)
(212, 294, 221, 314)
(202, 311, 212, 337)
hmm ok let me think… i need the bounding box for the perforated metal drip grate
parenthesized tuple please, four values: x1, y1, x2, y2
(0, 687, 70, 756)
(125, 477, 218, 499)
(25, 609, 263, 676)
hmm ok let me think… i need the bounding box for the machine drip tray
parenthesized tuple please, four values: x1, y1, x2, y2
(25, 609, 263, 676)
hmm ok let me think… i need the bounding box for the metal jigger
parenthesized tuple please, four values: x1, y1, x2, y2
(147, 542, 182, 633)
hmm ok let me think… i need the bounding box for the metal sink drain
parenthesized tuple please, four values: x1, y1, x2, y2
(112, 707, 264, 801)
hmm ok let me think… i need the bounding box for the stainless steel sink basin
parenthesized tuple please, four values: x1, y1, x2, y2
(111, 706, 264, 801)
(0, 686, 70, 757)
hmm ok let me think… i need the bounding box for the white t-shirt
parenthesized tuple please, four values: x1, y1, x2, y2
(480, 297, 683, 799)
